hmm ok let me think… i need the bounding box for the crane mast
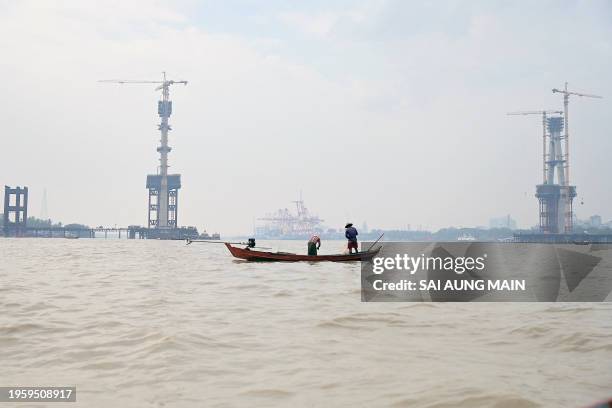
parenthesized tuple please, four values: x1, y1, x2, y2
(552, 82, 602, 186)
(99, 72, 188, 229)
(507, 110, 563, 183)
(551, 83, 602, 232)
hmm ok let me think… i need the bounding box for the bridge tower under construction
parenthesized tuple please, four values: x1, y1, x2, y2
(146, 73, 185, 230)
(99, 72, 187, 232)
(535, 116, 576, 233)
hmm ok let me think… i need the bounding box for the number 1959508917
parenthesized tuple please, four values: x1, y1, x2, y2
(0, 387, 76, 402)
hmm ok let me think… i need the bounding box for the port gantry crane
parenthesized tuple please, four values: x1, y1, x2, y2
(507, 110, 563, 183)
(99, 72, 188, 229)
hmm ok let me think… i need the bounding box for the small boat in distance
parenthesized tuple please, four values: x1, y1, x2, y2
(457, 233, 476, 241)
(224, 243, 381, 262)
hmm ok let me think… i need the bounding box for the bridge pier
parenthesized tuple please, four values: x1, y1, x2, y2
(3, 186, 28, 237)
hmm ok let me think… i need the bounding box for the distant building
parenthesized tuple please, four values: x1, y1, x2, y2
(589, 215, 602, 228)
(489, 215, 517, 230)
(572, 214, 608, 230)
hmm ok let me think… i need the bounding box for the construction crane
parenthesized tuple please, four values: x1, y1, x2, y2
(507, 110, 563, 183)
(551, 82, 602, 186)
(99, 72, 188, 229)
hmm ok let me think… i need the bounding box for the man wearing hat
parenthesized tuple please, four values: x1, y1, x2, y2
(308, 234, 321, 256)
(345, 223, 359, 254)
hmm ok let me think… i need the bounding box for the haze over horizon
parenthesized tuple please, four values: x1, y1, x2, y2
(1, 0, 611, 235)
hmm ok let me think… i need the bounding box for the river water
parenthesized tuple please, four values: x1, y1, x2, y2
(1, 239, 610, 407)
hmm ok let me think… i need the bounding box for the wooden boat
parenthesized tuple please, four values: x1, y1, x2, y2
(225, 243, 381, 262)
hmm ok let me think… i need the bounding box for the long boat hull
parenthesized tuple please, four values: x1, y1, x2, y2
(225, 243, 380, 262)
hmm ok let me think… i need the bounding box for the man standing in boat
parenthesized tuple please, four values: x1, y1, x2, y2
(345, 223, 359, 254)
(308, 234, 321, 256)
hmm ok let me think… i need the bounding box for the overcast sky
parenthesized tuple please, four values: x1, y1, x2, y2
(1, 0, 610, 235)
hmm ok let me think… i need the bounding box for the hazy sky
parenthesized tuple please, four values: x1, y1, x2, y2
(1, 0, 610, 235)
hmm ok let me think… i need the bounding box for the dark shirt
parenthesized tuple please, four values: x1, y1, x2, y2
(309, 235, 321, 248)
(345, 227, 358, 241)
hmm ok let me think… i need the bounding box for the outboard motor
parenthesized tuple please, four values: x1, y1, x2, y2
(247, 238, 256, 248)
